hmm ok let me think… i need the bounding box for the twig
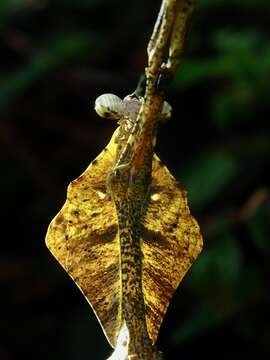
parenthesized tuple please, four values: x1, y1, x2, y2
(107, 1, 197, 359)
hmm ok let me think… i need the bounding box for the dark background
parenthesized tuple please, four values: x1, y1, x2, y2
(1, 1, 270, 359)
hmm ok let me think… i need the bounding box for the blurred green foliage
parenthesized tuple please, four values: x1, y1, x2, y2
(181, 151, 238, 210)
(0, 0, 269, 359)
(0, 32, 94, 108)
(174, 30, 270, 127)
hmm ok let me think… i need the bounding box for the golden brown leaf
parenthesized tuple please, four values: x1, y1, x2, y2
(45, 128, 202, 348)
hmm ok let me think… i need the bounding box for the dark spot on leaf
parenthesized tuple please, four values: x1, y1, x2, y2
(55, 215, 64, 225)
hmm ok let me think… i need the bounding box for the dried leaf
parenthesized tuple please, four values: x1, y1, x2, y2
(45, 128, 203, 347)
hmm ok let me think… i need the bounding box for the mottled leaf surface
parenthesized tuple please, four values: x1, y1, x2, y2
(45, 128, 203, 347)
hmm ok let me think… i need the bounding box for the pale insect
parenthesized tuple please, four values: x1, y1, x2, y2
(95, 93, 172, 124)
